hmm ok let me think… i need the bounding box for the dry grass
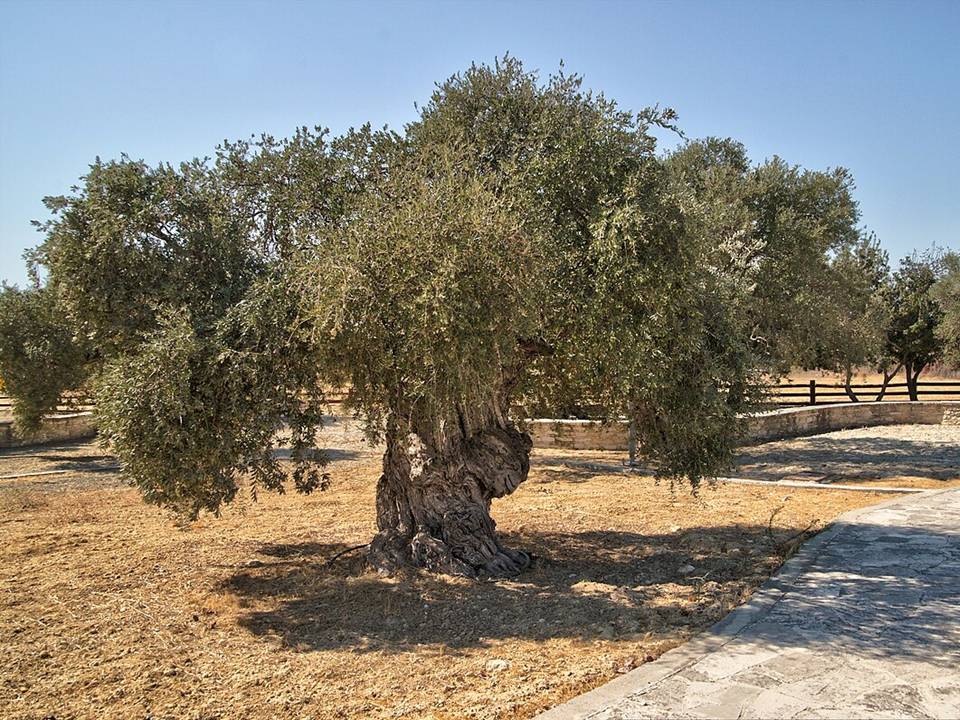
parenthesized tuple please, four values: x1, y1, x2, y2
(0, 442, 897, 720)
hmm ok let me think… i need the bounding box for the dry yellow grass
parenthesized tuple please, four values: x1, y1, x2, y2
(0, 443, 896, 720)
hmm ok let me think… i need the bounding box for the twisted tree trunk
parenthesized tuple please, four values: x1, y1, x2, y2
(875, 363, 902, 401)
(905, 361, 925, 401)
(367, 415, 533, 579)
(843, 365, 859, 402)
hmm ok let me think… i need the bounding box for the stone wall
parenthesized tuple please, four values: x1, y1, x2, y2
(743, 401, 959, 442)
(524, 418, 630, 451)
(5, 402, 957, 451)
(0, 412, 98, 449)
(526, 401, 960, 451)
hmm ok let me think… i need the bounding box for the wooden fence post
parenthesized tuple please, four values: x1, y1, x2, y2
(809, 379, 816, 406)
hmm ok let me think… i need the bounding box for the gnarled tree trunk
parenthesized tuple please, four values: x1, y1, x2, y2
(367, 413, 533, 579)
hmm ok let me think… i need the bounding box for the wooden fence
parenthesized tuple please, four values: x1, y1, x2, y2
(3, 381, 959, 418)
(768, 380, 960, 407)
(0, 393, 95, 416)
(0, 391, 343, 417)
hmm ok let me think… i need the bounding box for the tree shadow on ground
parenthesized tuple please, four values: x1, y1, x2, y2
(220, 521, 959, 664)
(272, 448, 364, 463)
(532, 435, 960, 487)
(0, 440, 113, 463)
(528, 465, 613, 483)
(29, 453, 119, 472)
(735, 436, 960, 482)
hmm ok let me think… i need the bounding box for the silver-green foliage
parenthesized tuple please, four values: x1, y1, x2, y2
(932, 252, 960, 370)
(0, 285, 88, 432)
(19, 130, 364, 515)
(315, 60, 772, 481)
(666, 137, 868, 375)
(6, 57, 875, 515)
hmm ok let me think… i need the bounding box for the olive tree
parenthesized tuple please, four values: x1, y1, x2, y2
(0, 284, 88, 431)
(879, 252, 945, 400)
(19, 128, 383, 515)
(818, 235, 891, 399)
(932, 251, 960, 370)
(665, 138, 865, 377)
(6, 58, 868, 578)
(304, 60, 863, 575)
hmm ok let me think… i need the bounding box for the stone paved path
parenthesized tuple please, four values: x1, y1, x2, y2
(538, 488, 960, 719)
(734, 424, 960, 484)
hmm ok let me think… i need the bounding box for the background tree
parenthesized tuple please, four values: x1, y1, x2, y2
(17, 128, 389, 515)
(665, 137, 866, 376)
(816, 234, 890, 400)
(878, 252, 945, 400)
(932, 250, 960, 370)
(0, 284, 88, 432)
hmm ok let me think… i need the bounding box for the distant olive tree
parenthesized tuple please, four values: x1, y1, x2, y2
(665, 137, 866, 377)
(932, 251, 960, 370)
(878, 252, 946, 400)
(0, 284, 88, 432)
(819, 234, 891, 400)
(3, 58, 872, 577)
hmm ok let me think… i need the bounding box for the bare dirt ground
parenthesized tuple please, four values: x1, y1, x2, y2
(734, 424, 960, 489)
(1, 420, 955, 720)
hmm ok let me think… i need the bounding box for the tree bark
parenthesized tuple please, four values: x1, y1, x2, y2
(367, 416, 533, 579)
(905, 362, 924, 401)
(875, 363, 902, 401)
(843, 365, 859, 402)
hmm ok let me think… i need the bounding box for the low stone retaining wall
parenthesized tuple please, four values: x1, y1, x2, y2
(527, 419, 629, 451)
(527, 401, 960, 451)
(743, 401, 960, 442)
(4, 402, 957, 451)
(0, 412, 98, 449)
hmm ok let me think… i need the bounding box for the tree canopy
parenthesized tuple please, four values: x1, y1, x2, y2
(0, 57, 882, 576)
(877, 252, 947, 400)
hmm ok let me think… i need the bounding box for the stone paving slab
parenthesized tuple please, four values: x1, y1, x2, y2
(537, 488, 960, 720)
(734, 423, 960, 484)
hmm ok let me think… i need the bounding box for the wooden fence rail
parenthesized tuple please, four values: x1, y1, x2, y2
(768, 379, 960, 407)
(2, 379, 958, 416)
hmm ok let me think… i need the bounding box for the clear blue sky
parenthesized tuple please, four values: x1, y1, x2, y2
(1, 0, 958, 286)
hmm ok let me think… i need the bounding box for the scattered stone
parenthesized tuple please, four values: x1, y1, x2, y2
(484, 659, 511, 673)
(678, 564, 696, 575)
